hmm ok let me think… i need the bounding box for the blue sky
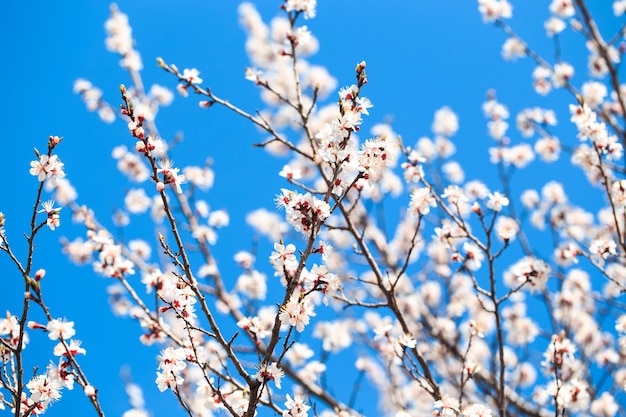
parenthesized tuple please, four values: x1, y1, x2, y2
(1, 1, 622, 416)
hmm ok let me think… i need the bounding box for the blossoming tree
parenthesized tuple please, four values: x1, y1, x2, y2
(2, 0, 626, 416)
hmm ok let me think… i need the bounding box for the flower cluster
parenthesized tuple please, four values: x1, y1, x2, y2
(176, 68, 203, 97)
(23, 369, 63, 415)
(408, 187, 437, 216)
(0, 312, 24, 349)
(516, 107, 557, 136)
(279, 294, 316, 332)
(157, 159, 187, 194)
(112, 145, 151, 182)
(8, 1, 626, 417)
(68, 229, 137, 279)
(155, 346, 187, 392)
(254, 361, 284, 389)
(477, 0, 512, 22)
(157, 271, 198, 319)
(17, 319, 88, 414)
(239, 1, 335, 112)
(38, 200, 61, 231)
(30, 153, 66, 186)
(73, 79, 116, 123)
(433, 394, 493, 417)
(358, 135, 400, 184)
(283, 394, 310, 417)
(105, 4, 142, 71)
(276, 189, 330, 234)
(534, 333, 592, 412)
(284, 0, 317, 19)
(503, 256, 551, 292)
(570, 102, 623, 161)
(270, 241, 300, 282)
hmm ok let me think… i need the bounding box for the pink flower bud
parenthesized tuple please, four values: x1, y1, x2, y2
(35, 269, 46, 281)
(28, 321, 46, 330)
(176, 84, 189, 98)
(84, 385, 97, 397)
(135, 141, 147, 153)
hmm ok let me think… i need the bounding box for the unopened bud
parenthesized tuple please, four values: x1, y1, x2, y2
(84, 385, 97, 397)
(135, 140, 147, 153)
(48, 135, 62, 147)
(35, 269, 46, 281)
(28, 321, 46, 330)
(570, 19, 582, 32)
(176, 84, 189, 98)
